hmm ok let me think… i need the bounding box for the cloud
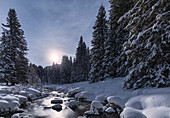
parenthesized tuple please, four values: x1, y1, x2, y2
(0, 0, 110, 67)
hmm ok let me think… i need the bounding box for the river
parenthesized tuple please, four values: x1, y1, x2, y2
(3, 91, 119, 118)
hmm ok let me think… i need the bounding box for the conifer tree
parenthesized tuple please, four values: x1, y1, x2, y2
(0, 9, 28, 85)
(90, 5, 108, 82)
(71, 36, 90, 82)
(71, 58, 77, 83)
(119, 0, 170, 89)
(104, 0, 134, 79)
(0, 28, 15, 85)
(27, 63, 41, 85)
(60, 55, 72, 84)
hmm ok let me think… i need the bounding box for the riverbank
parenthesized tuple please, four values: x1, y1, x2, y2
(0, 84, 47, 117)
(1, 77, 170, 118)
(45, 77, 170, 118)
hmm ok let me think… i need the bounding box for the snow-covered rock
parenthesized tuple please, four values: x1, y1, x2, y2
(68, 87, 82, 97)
(107, 96, 123, 106)
(95, 94, 107, 103)
(26, 88, 41, 98)
(120, 107, 147, 118)
(75, 91, 95, 101)
(84, 110, 95, 115)
(84, 109, 99, 116)
(0, 86, 14, 94)
(0, 99, 9, 105)
(105, 107, 115, 113)
(11, 114, 20, 118)
(90, 100, 103, 110)
(14, 95, 28, 105)
(0, 95, 21, 114)
(68, 100, 77, 109)
(19, 91, 31, 98)
(124, 92, 170, 118)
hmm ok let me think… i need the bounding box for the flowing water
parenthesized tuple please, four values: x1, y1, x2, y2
(2, 91, 119, 118)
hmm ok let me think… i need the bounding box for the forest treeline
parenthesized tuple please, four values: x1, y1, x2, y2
(0, 0, 169, 89)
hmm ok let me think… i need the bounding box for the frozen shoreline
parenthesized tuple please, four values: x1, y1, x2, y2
(45, 77, 170, 118)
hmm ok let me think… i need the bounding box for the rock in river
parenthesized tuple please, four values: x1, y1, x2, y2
(52, 104, 62, 111)
(51, 99, 63, 104)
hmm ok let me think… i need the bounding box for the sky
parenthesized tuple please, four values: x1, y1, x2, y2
(0, 0, 110, 67)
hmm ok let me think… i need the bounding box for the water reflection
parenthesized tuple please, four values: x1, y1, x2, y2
(22, 91, 88, 118)
(3, 91, 119, 118)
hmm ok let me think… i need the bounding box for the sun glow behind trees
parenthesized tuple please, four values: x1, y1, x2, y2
(48, 49, 63, 64)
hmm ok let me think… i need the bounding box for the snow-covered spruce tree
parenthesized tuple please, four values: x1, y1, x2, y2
(71, 36, 90, 82)
(27, 63, 41, 86)
(118, 0, 170, 89)
(104, 0, 134, 79)
(0, 9, 29, 85)
(71, 58, 77, 83)
(36, 65, 44, 84)
(90, 5, 108, 82)
(60, 55, 72, 84)
(86, 47, 91, 80)
(0, 28, 15, 85)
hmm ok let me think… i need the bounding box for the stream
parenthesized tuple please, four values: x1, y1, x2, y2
(3, 91, 119, 118)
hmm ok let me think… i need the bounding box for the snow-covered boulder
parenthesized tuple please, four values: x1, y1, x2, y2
(68, 100, 77, 109)
(1, 94, 19, 102)
(19, 91, 32, 99)
(105, 107, 115, 113)
(0, 86, 14, 94)
(0, 99, 9, 108)
(11, 114, 20, 118)
(124, 92, 170, 118)
(52, 104, 62, 111)
(95, 94, 107, 103)
(106, 96, 123, 113)
(107, 96, 122, 106)
(120, 107, 147, 118)
(27, 88, 41, 97)
(75, 91, 95, 101)
(84, 110, 95, 116)
(0, 95, 21, 114)
(10, 100, 20, 110)
(90, 100, 103, 110)
(14, 95, 28, 105)
(68, 87, 82, 97)
(84, 109, 99, 116)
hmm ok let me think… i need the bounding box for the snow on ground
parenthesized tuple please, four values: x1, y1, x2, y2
(121, 88, 170, 118)
(47, 77, 132, 103)
(0, 84, 43, 115)
(45, 77, 170, 118)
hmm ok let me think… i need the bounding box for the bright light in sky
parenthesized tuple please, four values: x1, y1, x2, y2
(48, 49, 63, 64)
(50, 54, 59, 63)
(0, 0, 110, 67)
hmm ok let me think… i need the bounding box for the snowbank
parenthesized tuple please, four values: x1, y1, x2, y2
(45, 77, 170, 118)
(0, 94, 20, 114)
(121, 88, 170, 118)
(0, 84, 43, 115)
(46, 77, 132, 103)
